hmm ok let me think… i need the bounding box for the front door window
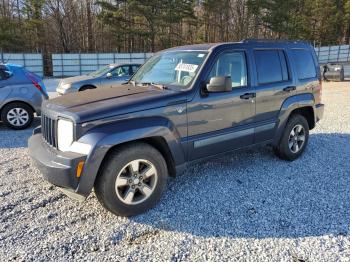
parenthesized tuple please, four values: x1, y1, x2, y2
(208, 52, 247, 88)
(111, 66, 130, 77)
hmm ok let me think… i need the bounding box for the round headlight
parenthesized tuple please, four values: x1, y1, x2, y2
(57, 119, 74, 151)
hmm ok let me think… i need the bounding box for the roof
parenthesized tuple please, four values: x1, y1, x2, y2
(163, 39, 312, 52)
(241, 39, 312, 45)
(164, 43, 231, 51)
(108, 62, 142, 67)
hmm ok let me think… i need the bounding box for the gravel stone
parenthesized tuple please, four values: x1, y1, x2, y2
(0, 82, 349, 261)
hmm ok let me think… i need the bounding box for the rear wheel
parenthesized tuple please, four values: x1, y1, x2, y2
(273, 114, 309, 161)
(1, 102, 34, 130)
(94, 143, 168, 217)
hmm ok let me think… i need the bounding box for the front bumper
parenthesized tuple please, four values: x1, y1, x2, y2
(315, 103, 325, 122)
(28, 133, 86, 194)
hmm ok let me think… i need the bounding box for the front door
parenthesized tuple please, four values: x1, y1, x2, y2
(187, 50, 256, 160)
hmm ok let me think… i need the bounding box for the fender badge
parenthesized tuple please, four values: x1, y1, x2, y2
(176, 107, 185, 114)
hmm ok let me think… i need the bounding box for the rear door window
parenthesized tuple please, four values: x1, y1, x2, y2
(279, 50, 289, 81)
(292, 49, 317, 79)
(254, 50, 289, 84)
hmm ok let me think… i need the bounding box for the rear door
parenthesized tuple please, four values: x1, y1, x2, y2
(253, 48, 295, 143)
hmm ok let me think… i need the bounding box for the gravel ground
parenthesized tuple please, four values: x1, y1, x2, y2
(0, 82, 350, 261)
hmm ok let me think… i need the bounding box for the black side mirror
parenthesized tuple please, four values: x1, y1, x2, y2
(5, 71, 13, 79)
(206, 76, 232, 92)
(0, 70, 12, 80)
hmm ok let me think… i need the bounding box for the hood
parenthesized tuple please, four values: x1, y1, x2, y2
(43, 84, 185, 123)
(61, 74, 94, 84)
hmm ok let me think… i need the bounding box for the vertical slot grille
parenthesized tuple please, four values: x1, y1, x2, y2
(41, 114, 57, 148)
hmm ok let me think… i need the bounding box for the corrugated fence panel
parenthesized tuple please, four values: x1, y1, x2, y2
(314, 45, 350, 64)
(2, 48, 350, 78)
(1, 53, 43, 76)
(52, 49, 350, 77)
(52, 53, 153, 77)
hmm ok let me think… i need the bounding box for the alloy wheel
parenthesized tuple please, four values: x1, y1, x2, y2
(115, 159, 158, 205)
(288, 124, 306, 153)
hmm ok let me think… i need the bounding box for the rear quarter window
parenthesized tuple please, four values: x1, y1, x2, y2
(292, 49, 317, 79)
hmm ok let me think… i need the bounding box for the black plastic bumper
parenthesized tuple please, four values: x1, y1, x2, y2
(315, 103, 325, 122)
(28, 134, 86, 191)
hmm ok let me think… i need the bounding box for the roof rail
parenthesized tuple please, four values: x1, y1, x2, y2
(241, 39, 311, 45)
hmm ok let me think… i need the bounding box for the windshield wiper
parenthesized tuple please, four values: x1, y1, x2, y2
(139, 82, 168, 90)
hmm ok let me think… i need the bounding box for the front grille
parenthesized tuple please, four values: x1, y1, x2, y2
(41, 114, 58, 148)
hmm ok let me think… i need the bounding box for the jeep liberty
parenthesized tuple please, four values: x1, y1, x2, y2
(29, 40, 324, 216)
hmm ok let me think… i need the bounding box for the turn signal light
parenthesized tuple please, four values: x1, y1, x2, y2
(76, 161, 85, 178)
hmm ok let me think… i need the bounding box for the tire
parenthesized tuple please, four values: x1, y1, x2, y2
(94, 142, 168, 217)
(273, 114, 309, 161)
(79, 85, 96, 92)
(1, 102, 34, 130)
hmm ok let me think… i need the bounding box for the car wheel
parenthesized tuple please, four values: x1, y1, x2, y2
(273, 114, 309, 161)
(94, 142, 168, 217)
(1, 102, 34, 130)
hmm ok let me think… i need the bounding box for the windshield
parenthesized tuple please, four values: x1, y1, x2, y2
(131, 51, 208, 89)
(88, 65, 113, 77)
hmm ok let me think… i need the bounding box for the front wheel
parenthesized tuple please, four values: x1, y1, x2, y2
(1, 102, 34, 130)
(94, 143, 168, 217)
(273, 114, 309, 161)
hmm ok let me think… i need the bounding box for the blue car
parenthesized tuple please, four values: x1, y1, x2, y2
(0, 64, 48, 129)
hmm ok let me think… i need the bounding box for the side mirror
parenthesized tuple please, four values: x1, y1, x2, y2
(206, 76, 231, 92)
(3, 70, 13, 80)
(106, 72, 112, 78)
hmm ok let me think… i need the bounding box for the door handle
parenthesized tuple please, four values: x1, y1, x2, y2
(240, 93, 256, 100)
(283, 86, 296, 92)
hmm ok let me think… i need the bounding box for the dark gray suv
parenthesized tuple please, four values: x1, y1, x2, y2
(29, 40, 324, 216)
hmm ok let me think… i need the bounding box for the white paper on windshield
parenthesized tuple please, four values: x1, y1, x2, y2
(198, 54, 205, 57)
(175, 63, 198, 73)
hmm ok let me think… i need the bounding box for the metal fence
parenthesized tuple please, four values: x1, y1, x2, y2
(52, 53, 153, 77)
(0, 52, 44, 76)
(314, 45, 350, 64)
(2, 46, 350, 78)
